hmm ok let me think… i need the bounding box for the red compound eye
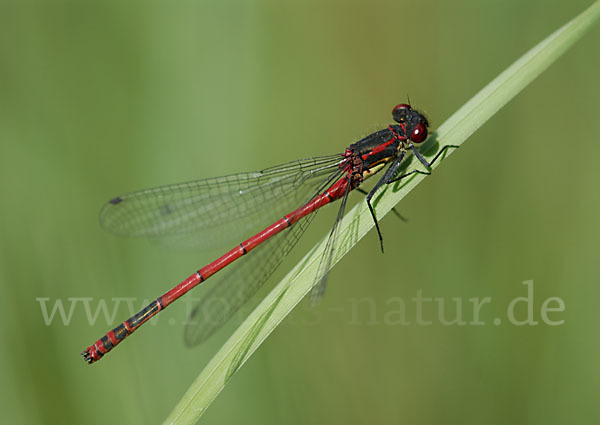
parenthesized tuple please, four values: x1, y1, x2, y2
(410, 122, 427, 143)
(392, 103, 411, 114)
(392, 104, 412, 123)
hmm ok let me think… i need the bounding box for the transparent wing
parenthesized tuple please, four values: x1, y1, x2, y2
(310, 176, 352, 305)
(100, 155, 342, 249)
(183, 211, 315, 346)
(184, 167, 347, 346)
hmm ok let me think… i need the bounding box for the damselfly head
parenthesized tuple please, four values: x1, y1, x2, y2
(392, 104, 429, 144)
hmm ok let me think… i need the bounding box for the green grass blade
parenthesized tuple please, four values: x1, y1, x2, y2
(163, 3, 600, 424)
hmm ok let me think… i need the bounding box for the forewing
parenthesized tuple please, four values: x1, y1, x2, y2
(100, 155, 342, 249)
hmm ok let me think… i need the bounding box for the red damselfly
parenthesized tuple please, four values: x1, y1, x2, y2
(82, 104, 456, 364)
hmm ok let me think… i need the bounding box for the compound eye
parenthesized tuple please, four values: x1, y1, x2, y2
(392, 103, 411, 114)
(392, 103, 412, 123)
(410, 122, 427, 143)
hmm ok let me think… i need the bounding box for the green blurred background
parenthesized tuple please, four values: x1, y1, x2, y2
(1, 1, 599, 424)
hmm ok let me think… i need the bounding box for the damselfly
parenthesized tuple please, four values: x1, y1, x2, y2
(82, 104, 456, 364)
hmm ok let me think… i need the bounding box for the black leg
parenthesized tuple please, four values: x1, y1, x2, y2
(410, 144, 459, 169)
(356, 187, 407, 222)
(361, 144, 457, 253)
(387, 144, 459, 185)
(387, 168, 430, 184)
(364, 151, 406, 253)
